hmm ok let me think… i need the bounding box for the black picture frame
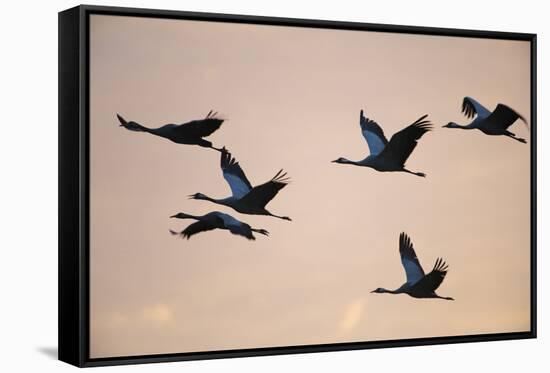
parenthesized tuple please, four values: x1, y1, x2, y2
(58, 4, 537, 368)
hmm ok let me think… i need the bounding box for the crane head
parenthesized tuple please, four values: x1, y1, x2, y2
(116, 114, 128, 126)
(170, 212, 193, 219)
(116, 113, 144, 131)
(371, 288, 388, 294)
(332, 157, 352, 164)
(443, 122, 460, 129)
(188, 193, 208, 200)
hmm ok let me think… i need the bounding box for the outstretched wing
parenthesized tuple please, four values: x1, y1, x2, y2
(462, 97, 491, 119)
(483, 104, 527, 131)
(216, 212, 255, 240)
(220, 150, 253, 199)
(411, 258, 449, 293)
(173, 110, 224, 138)
(399, 232, 425, 285)
(360, 110, 388, 155)
(377, 115, 432, 167)
(227, 225, 255, 240)
(170, 221, 216, 239)
(238, 170, 290, 208)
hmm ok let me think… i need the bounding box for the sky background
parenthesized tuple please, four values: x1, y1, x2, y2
(89, 15, 531, 358)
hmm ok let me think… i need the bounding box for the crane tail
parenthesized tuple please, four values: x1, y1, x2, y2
(252, 228, 270, 237)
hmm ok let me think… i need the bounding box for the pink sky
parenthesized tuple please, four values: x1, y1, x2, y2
(89, 14, 531, 358)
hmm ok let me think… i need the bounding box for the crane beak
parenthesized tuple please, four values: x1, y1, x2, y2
(116, 114, 127, 126)
(169, 214, 178, 218)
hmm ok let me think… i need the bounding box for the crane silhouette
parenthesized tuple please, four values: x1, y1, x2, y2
(332, 110, 432, 177)
(443, 97, 528, 143)
(189, 148, 292, 221)
(117, 110, 225, 151)
(371, 232, 454, 300)
(170, 211, 269, 240)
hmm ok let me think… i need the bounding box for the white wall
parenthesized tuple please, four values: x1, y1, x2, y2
(0, 0, 546, 371)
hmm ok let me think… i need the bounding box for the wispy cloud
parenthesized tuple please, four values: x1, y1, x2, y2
(140, 303, 175, 324)
(103, 303, 175, 328)
(339, 298, 366, 335)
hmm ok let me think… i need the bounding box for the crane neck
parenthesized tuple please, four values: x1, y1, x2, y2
(199, 194, 235, 206)
(458, 122, 477, 129)
(126, 121, 153, 133)
(216, 197, 238, 208)
(445, 122, 474, 130)
(342, 158, 365, 166)
(171, 213, 200, 220)
(381, 288, 401, 294)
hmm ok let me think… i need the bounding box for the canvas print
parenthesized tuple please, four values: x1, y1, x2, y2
(88, 14, 531, 358)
